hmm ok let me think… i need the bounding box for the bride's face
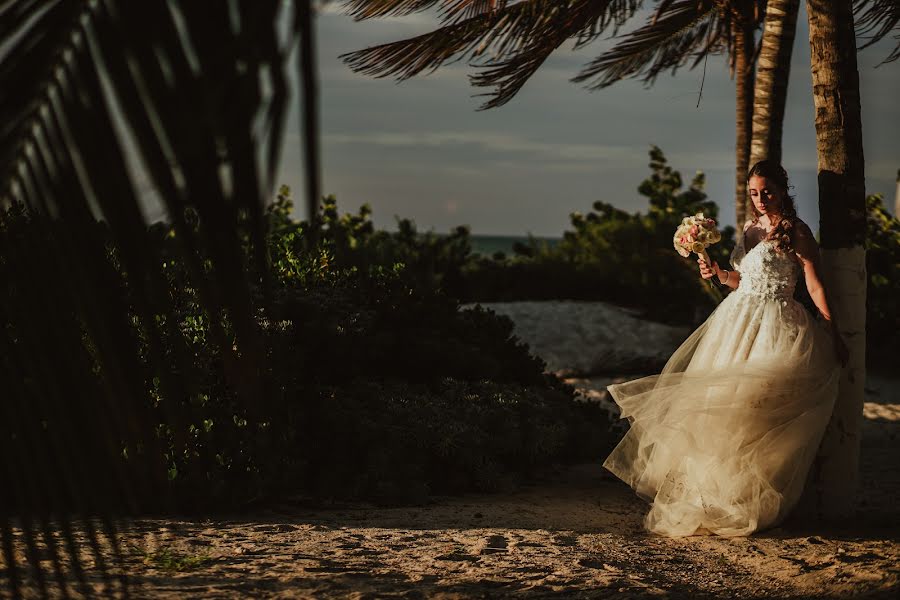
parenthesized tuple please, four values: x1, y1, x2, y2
(748, 175, 784, 219)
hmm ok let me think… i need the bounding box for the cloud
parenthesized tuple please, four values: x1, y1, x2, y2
(318, 2, 446, 35)
(318, 129, 811, 175)
(320, 130, 649, 164)
(275, 0, 900, 235)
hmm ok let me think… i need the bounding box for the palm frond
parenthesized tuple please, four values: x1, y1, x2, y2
(340, 0, 642, 109)
(469, 1, 646, 109)
(297, 0, 323, 240)
(437, 0, 508, 25)
(0, 0, 316, 595)
(339, 1, 553, 80)
(853, 0, 900, 62)
(651, 0, 678, 26)
(571, 0, 732, 90)
(338, 0, 514, 24)
(340, 0, 443, 20)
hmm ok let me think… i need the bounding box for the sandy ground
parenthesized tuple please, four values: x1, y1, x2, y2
(463, 301, 690, 376)
(4, 374, 898, 599)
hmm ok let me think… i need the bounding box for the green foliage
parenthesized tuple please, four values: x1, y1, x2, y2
(865, 193, 900, 366)
(281, 378, 608, 504)
(8, 152, 893, 514)
(1, 204, 169, 512)
(150, 208, 613, 507)
(460, 146, 736, 324)
(0, 195, 611, 511)
(263, 188, 476, 296)
(232, 194, 611, 505)
(130, 545, 213, 572)
(258, 149, 736, 327)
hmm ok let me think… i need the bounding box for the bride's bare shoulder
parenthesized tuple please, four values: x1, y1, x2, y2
(742, 218, 755, 233)
(793, 218, 815, 240)
(792, 219, 819, 259)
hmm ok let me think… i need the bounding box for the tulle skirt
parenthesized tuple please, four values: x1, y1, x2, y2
(602, 289, 841, 537)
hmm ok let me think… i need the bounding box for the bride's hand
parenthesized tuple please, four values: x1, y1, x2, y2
(697, 257, 720, 280)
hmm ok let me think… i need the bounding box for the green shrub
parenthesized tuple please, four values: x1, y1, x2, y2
(865, 193, 900, 367)
(277, 378, 609, 504)
(0, 197, 614, 513)
(458, 146, 734, 325)
(137, 199, 622, 508)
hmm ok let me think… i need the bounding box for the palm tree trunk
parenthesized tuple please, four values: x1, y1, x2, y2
(895, 169, 900, 217)
(749, 0, 800, 199)
(803, 0, 867, 519)
(297, 0, 322, 241)
(734, 18, 755, 227)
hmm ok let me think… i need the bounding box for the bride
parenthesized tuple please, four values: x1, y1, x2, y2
(602, 160, 849, 537)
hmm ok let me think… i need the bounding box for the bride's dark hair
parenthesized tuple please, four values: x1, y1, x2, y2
(747, 159, 798, 253)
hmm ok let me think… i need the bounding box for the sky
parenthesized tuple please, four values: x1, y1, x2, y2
(273, 2, 899, 237)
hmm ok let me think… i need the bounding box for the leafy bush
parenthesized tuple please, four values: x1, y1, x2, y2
(268, 187, 474, 298)
(459, 146, 734, 325)
(141, 184, 898, 508)
(271, 378, 608, 505)
(144, 209, 615, 508)
(8, 155, 893, 514)
(865, 193, 900, 367)
(1, 205, 171, 513)
(0, 197, 614, 511)
(261, 148, 736, 326)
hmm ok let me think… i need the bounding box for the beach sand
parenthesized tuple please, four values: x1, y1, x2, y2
(4, 373, 896, 599)
(4, 298, 897, 598)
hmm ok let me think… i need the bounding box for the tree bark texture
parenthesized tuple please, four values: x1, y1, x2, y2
(894, 170, 899, 217)
(803, 0, 867, 520)
(749, 0, 800, 221)
(734, 18, 756, 227)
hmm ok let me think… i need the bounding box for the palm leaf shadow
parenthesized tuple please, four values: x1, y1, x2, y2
(0, 1, 321, 597)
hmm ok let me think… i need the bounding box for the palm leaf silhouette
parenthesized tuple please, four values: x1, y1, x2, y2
(339, 0, 898, 105)
(853, 0, 900, 62)
(571, 0, 730, 89)
(339, 0, 643, 110)
(0, 1, 320, 596)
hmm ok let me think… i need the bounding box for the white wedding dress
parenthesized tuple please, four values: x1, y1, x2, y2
(602, 229, 841, 537)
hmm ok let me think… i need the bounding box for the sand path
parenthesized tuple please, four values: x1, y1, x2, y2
(89, 444, 896, 599)
(6, 375, 898, 599)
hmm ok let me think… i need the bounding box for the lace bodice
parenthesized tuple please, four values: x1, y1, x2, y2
(730, 235, 801, 302)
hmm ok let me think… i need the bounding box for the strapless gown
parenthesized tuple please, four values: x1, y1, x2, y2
(602, 235, 841, 537)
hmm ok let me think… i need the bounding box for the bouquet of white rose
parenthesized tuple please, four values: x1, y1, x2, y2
(673, 213, 721, 270)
